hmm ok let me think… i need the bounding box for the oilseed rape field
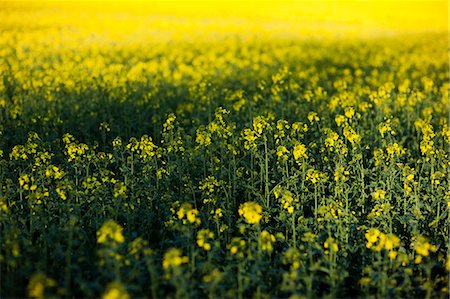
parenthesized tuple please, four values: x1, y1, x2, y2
(0, 1, 449, 298)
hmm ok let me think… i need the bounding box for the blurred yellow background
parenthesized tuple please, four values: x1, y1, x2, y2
(1, 1, 447, 49)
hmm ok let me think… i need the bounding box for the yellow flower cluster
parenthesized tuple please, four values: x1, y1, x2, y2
(211, 208, 223, 220)
(260, 230, 276, 253)
(196, 124, 214, 146)
(206, 107, 234, 139)
(241, 115, 273, 150)
(365, 228, 400, 254)
(324, 237, 339, 254)
(63, 134, 89, 162)
(323, 128, 348, 155)
(176, 202, 201, 225)
(241, 128, 258, 151)
(44, 165, 64, 180)
(127, 135, 157, 160)
(343, 126, 361, 145)
(378, 119, 396, 138)
(334, 166, 349, 183)
(430, 171, 445, 186)
(412, 235, 437, 264)
(97, 220, 125, 244)
(197, 229, 214, 251)
(199, 176, 220, 204)
(274, 119, 289, 141)
(162, 248, 189, 270)
(27, 272, 56, 299)
(253, 115, 271, 136)
(282, 247, 302, 270)
(274, 188, 297, 214)
(228, 237, 246, 258)
(112, 181, 127, 199)
(163, 113, 177, 132)
(102, 281, 130, 299)
(9, 132, 39, 161)
(293, 143, 308, 161)
(202, 269, 224, 284)
(317, 202, 343, 221)
(372, 189, 386, 200)
(276, 145, 289, 161)
(291, 122, 308, 134)
(335, 115, 346, 127)
(344, 107, 355, 119)
(306, 169, 326, 184)
(385, 142, 405, 158)
(19, 174, 37, 191)
(238, 201, 263, 224)
(307, 112, 320, 124)
(415, 118, 436, 157)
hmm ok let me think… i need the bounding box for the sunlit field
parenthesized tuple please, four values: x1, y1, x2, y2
(0, 1, 449, 298)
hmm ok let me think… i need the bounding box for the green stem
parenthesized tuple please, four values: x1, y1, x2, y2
(264, 135, 270, 208)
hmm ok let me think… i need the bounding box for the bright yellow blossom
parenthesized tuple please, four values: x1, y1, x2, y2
(238, 201, 263, 224)
(260, 230, 276, 253)
(162, 248, 189, 270)
(102, 281, 130, 299)
(197, 229, 214, 251)
(97, 220, 125, 244)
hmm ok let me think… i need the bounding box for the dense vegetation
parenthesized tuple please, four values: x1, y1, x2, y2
(1, 2, 448, 298)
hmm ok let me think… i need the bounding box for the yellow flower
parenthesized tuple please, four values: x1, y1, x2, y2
(388, 251, 398, 260)
(324, 129, 339, 148)
(307, 111, 320, 124)
(102, 281, 130, 299)
(186, 209, 199, 223)
(56, 187, 67, 200)
(282, 247, 302, 269)
(378, 119, 396, 138)
(197, 229, 214, 251)
(365, 228, 380, 247)
(97, 220, 125, 244)
(127, 135, 157, 159)
(253, 115, 270, 135)
(412, 235, 437, 257)
(276, 145, 289, 161)
(274, 188, 298, 214)
(334, 166, 349, 182)
(163, 113, 177, 132)
(372, 189, 386, 200)
(293, 143, 308, 161)
(343, 126, 361, 145)
(238, 201, 263, 224)
(335, 115, 346, 127)
(228, 237, 246, 257)
(414, 255, 424, 264)
(162, 248, 189, 269)
(324, 237, 339, 254)
(203, 269, 224, 284)
(359, 277, 371, 286)
(365, 228, 400, 252)
(386, 142, 405, 158)
(344, 107, 355, 119)
(384, 234, 400, 250)
(176, 202, 201, 225)
(306, 169, 326, 184)
(28, 273, 56, 299)
(242, 128, 258, 151)
(260, 230, 276, 253)
(212, 208, 223, 220)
